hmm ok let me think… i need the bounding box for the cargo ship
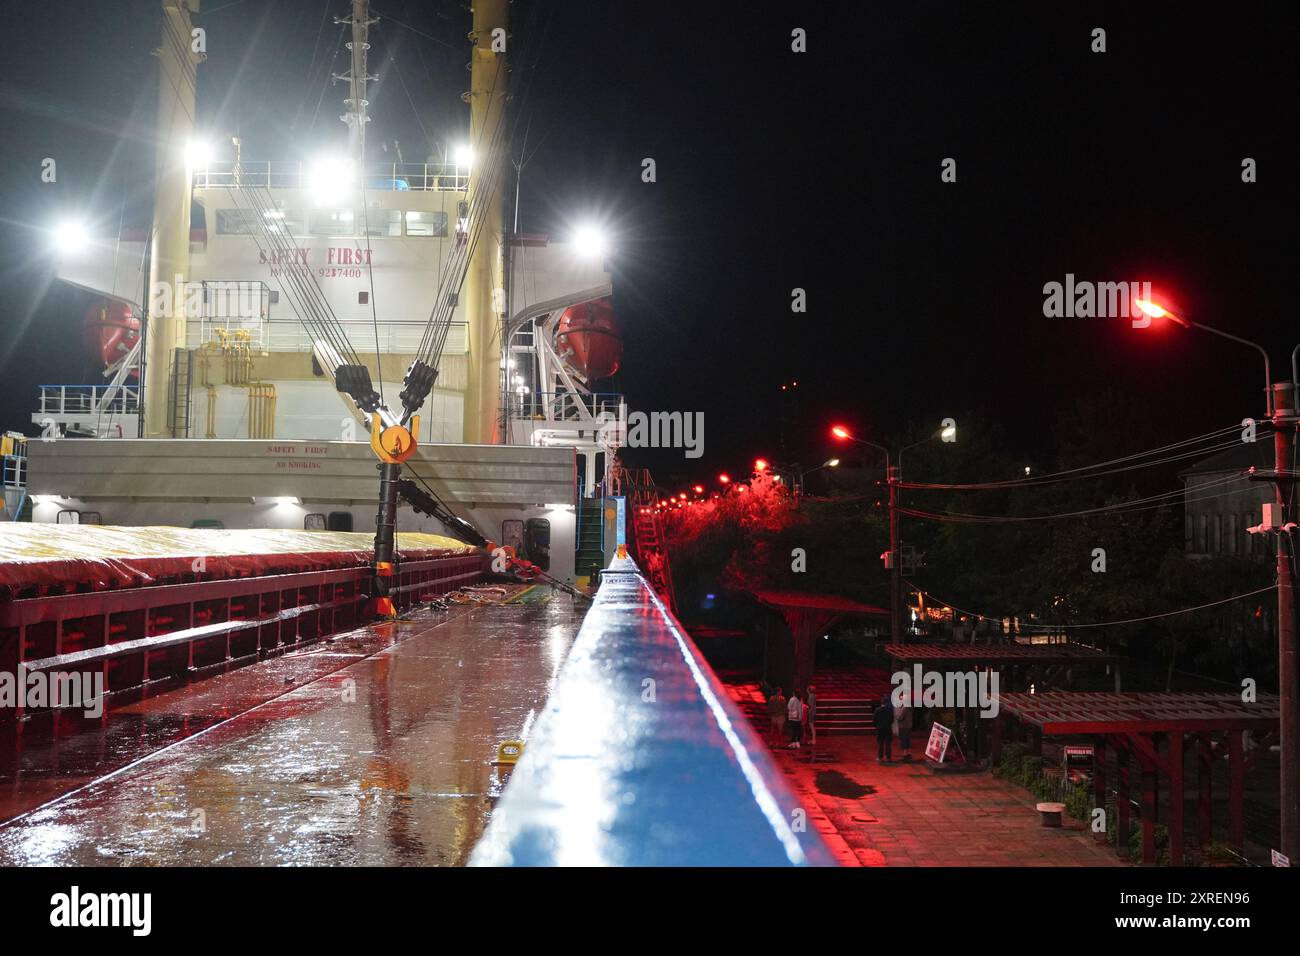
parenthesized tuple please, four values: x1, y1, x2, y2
(25, 0, 631, 589)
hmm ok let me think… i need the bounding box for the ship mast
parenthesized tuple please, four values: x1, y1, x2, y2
(463, 0, 509, 444)
(335, 0, 377, 169)
(144, 0, 205, 438)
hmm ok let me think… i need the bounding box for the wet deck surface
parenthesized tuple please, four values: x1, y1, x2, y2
(0, 588, 583, 865)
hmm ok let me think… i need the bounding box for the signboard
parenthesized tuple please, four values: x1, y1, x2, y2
(1063, 744, 1095, 781)
(604, 496, 626, 566)
(1273, 849, 1291, 868)
(925, 722, 953, 763)
(613, 495, 626, 547)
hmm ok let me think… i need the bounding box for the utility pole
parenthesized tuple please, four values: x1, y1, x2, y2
(1271, 380, 1298, 861)
(888, 461, 902, 643)
(1134, 299, 1298, 861)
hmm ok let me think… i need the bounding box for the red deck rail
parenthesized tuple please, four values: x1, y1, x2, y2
(0, 552, 485, 721)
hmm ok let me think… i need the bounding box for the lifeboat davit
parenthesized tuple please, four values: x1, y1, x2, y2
(83, 300, 141, 373)
(556, 298, 622, 381)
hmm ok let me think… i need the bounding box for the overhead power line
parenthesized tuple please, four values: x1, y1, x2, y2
(903, 579, 1276, 631)
(902, 424, 1252, 491)
(899, 473, 1250, 524)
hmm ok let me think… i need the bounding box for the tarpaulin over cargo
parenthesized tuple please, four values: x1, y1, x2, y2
(0, 525, 479, 596)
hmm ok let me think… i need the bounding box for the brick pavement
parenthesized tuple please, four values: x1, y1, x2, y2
(771, 743, 1128, 867)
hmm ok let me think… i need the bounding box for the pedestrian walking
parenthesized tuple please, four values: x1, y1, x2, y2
(873, 694, 894, 763)
(767, 687, 787, 746)
(804, 685, 817, 747)
(787, 690, 803, 748)
(895, 696, 913, 760)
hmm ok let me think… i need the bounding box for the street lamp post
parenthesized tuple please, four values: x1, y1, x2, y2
(1137, 299, 1298, 861)
(896, 422, 958, 638)
(831, 423, 955, 643)
(796, 458, 840, 497)
(831, 426, 898, 640)
(1136, 300, 1274, 414)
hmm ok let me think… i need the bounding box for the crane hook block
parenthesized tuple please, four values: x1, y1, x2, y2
(370, 413, 420, 463)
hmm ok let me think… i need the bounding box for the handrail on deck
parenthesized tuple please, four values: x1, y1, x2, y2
(470, 555, 836, 867)
(193, 160, 469, 193)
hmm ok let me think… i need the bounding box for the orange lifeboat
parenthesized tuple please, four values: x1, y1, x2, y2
(555, 298, 622, 381)
(82, 300, 141, 373)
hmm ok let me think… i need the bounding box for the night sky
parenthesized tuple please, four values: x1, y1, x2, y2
(1, 1, 1297, 486)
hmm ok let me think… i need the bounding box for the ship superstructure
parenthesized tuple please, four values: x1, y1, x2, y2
(27, 0, 630, 587)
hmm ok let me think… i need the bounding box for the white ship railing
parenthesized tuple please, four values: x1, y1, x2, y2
(194, 161, 469, 193)
(38, 384, 141, 416)
(189, 320, 470, 356)
(512, 391, 624, 423)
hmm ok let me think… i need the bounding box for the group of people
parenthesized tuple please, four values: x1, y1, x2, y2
(763, 685, 915, 762)
(872, 693, 913, 763)
(765, 685, 817, 749)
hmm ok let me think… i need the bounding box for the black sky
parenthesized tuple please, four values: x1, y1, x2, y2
(0, 1, 1296, 487)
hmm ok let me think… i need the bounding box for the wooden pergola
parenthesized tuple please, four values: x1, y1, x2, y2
(884, 641, 1119, 693)
(883, 642, 1119, 759)
(752, 591, 888, 693)
(994, 692, 1280, 865)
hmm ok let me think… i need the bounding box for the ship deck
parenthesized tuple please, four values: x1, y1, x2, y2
(0, 585, 581, 865)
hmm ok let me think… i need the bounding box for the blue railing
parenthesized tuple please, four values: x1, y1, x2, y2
(470, 555, 837, 866)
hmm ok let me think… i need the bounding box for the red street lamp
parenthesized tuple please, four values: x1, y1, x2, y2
(1135, 295, 1299, 862)
(1135, 298, 1273, 414)
(718, 473, 731, 485)
(754, 458, 769, 473)
(692, 484, 704, 494)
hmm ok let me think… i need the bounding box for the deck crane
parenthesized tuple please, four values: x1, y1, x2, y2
(229, 0, 550, 614)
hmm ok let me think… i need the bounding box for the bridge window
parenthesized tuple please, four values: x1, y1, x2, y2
(215, 209, 260, 235)
(309, 209, 356, 236)
(363, 209, 403, 237)
(266, 209, 305, 236)
(404, 210, 447, 237)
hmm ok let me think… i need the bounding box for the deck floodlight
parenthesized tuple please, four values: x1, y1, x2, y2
(308, 156, 354, 207)
(573, 224, 609, 259)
